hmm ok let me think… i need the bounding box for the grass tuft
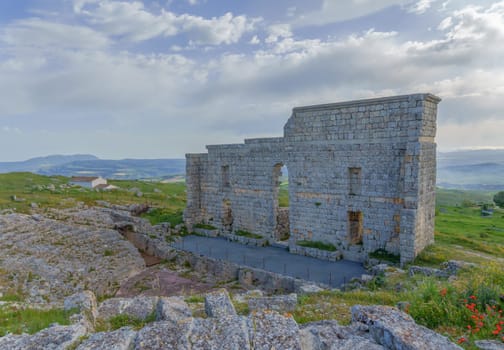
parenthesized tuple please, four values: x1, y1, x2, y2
(0, 306, 78, 336)
(235, 230, 263, 239)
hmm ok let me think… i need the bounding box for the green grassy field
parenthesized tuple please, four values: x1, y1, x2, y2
(0, 172, 187, 225)
(436, 188, 496, 207)
(0, 306, 77, 337)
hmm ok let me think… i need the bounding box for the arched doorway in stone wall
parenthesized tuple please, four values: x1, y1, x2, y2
(222, 199, 233, 233)
(273, 163, 290, 241)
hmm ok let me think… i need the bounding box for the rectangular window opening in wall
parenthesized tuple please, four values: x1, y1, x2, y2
(221, 165, 230, 188)
(348, 211, 363, 245)
(348, 167, 361, 195)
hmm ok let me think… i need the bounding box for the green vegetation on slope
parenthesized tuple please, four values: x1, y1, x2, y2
(436, 188, 497, 207)
(278, 182, 289, 207)
(433, 206, 504, 257)
(0, 172, 186, 226)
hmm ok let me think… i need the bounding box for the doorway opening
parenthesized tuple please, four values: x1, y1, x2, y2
(222, 199, 233, 233)
(273, 163, 290, 241)
(348, 211, 363, 245)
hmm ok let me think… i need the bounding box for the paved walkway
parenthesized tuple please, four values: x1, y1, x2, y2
(171, 235, 366, 288)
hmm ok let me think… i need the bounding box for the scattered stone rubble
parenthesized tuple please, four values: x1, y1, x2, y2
(474, 340, 504, 350)
(408, 260, 477, 278)
(0, 289, 465, 350)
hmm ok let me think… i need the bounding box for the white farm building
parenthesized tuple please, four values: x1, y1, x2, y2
(69, 176, 107, 189)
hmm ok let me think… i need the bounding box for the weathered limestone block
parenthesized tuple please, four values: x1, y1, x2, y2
(248, 293, 298, 313)
(156, 296, 192, 324)
(408, 265, 447, 277)
(0, 324, 87, 350)
(351, 305, 463, 350)
(135, 320, 192, 350)
(474, 340, 504, 350)
(247, 311, 301, 350)
(76, 327, 136, 350)
(98, 296, 158, 321)
(204, 289, 236, 318)
(300, 320, 385, 350)
(64, 291, 98, 323)
(188, 316, 250, 350)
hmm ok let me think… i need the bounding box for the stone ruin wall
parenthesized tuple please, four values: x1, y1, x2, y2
(185, 93, 440, 264)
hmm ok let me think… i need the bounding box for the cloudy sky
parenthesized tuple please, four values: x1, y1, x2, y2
(0, 0, 503, 161)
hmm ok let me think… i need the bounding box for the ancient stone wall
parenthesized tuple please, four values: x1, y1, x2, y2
(185, 93, 440, 264)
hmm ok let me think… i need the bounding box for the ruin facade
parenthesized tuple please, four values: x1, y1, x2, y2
(184, 93, 440, 264)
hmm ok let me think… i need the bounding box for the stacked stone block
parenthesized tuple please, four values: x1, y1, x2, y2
(184, 93, 440, 265)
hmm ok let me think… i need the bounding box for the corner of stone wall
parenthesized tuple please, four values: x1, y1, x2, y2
(184, 153, 208, 230)
(399, 93, 440, 265)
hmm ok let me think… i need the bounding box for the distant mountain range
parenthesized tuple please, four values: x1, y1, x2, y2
(0, 155, 185, 180)
(437, 149, 504, 191)
(0, 149, 503, 188)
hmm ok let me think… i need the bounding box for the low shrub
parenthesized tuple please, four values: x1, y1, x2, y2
(369, 249, 400, 264)
(296, 240, 337, 252)
(194, 223, 217, 230)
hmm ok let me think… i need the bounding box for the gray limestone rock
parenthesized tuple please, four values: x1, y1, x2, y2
(248, 310, 301, 350)
(134, 320, 192, 350)
(441, 260, 477, 275)
(474, 340, 504, 350)
(204, 289, 236, 318)
(0, 213, 145, 303)
(76, 327, 136, 350)
(156, 296, 192, 323)
(300, 320, 385, 350)
(351, 305, 463, 350)
(188, 316, 250, 350)
(98, 296, 158, 321)
(297, 283, 325, 294)
(0, 323, 87, 350)
(232, 290, 264, 304)
(408, 265, 447, 278)
(361, 274, 374, 283)
(248, 293, 298, 313)
(64, 291, 98, 322)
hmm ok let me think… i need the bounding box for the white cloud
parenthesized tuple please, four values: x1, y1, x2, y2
(2, 0, 504, 159)
(438, 16, 453, 30)
(408, 0, 439, 14)
(182, 12, 260, 45)
(296, 0, 411, 26)
(437, 118, 504, 150)
(73, 0, 100, 14)
(265, 24, 292, 44)
(1, 18, 110, 50)
(286, 7, 297, 17)
(249, 35, 260, 45)
(74, 0, 260, 45)
(79, 1, 179, 42)
(2, 126, 22, 134)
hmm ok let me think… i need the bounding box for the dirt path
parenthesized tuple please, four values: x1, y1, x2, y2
(115, 265, 218, 298)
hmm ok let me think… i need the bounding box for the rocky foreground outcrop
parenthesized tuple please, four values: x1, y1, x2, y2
(0, 289, 463, 350)
(0, 213, 145, 303)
